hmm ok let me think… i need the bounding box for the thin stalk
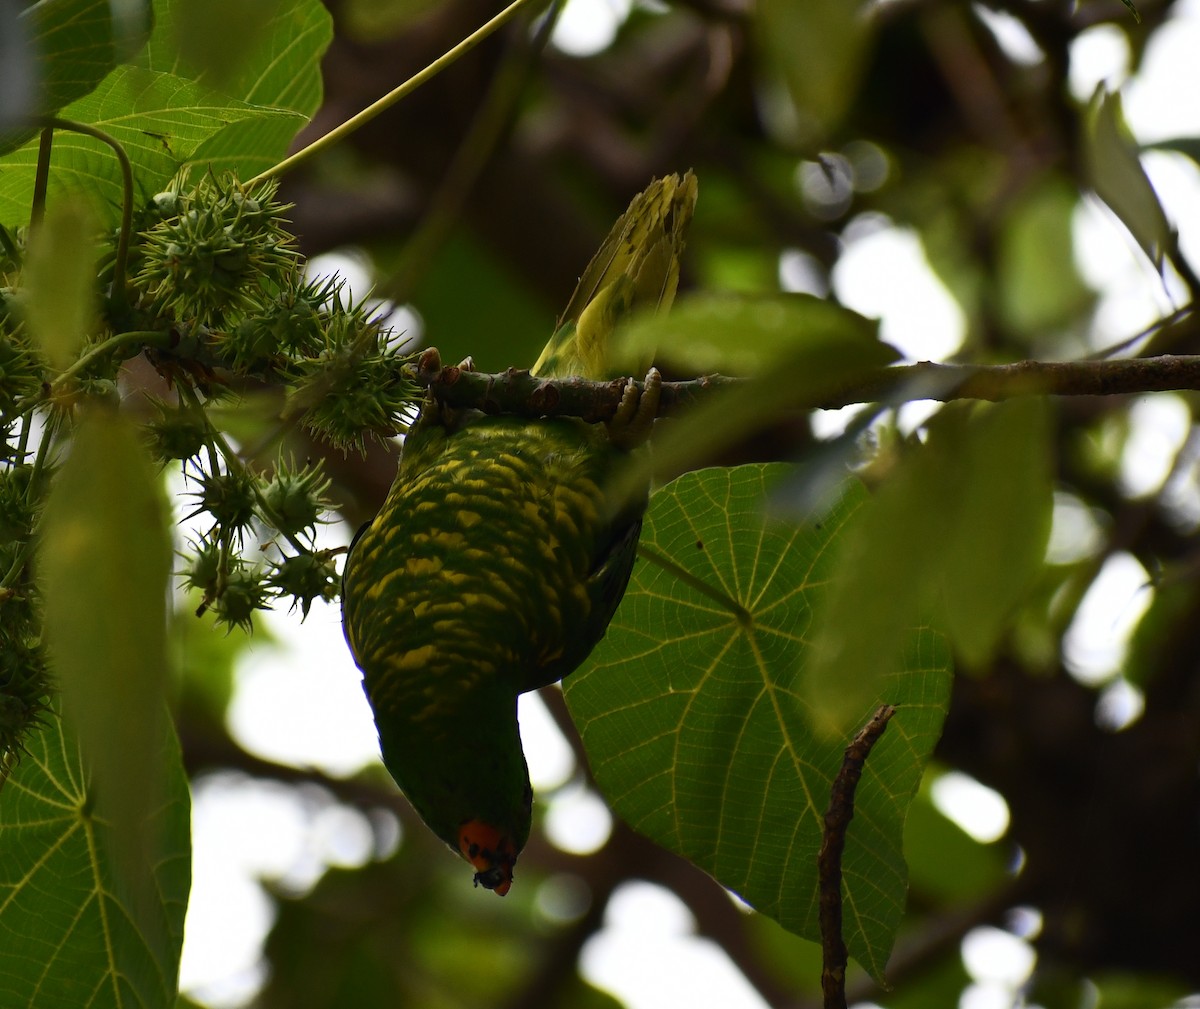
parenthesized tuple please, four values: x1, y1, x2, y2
(245, 0, 545, 186)
(8, 329, 172, 427)
(176, 380, 223, 476)
(24, 407, 58, 507)
(382, 0, 563, 304)
(49, 329, 171, 390)
(0, 540, 32, 591)
(15, 409, 32, 463)
(35, 118, 135, 316)
(0, 222, 20, 261)
(29, 127, 54, 233)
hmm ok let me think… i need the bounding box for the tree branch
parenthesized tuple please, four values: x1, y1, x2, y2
(410, 349, 1200, 422)
(179, 721, 413, 822)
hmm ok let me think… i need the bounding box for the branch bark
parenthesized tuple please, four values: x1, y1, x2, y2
(819, 704, 896, 1009)
(411, 350, 1200, 422)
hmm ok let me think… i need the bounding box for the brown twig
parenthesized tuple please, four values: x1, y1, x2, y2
(818, 704, 897, 1009)
(410, 348, 1200, 422)
(179, 721, 413, 822)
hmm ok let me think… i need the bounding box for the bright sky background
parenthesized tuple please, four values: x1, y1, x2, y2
(179, 2, 1200, 1006)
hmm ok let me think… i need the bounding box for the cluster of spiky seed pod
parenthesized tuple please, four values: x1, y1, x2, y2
(181, 454, 341, 630)
(0, 225, 50, 774)
(0, 174, 423, 768)
(128, 176, 419, 449)
(0, 457, 49, 779)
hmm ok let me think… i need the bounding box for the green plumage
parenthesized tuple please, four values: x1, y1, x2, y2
(341, 173, 697, 894)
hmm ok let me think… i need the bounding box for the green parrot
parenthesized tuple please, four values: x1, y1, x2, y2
(341, 172, 697, 895)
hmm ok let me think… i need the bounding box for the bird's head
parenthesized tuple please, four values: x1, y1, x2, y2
(458, 820, 519, 896)
(367, 676, 532, 896)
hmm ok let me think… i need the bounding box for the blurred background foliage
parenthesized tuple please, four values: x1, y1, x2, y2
(5, 0, 1200, 1006)
(171, 0, 1200, 1005)
(191, 0, 1199, 1005)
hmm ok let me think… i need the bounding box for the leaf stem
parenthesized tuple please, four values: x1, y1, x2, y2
(15, 409, 32, 463)
(11, 329, 173, 426)
(177, 381, 223, 477)
(49, 330, 171, 390)
(29, 127, 53, 233)
(246, 0, 544, 187)
(40, 118, 135, 316)
(1, 526, 35, 591)
(25, 409, 59, 508)
(382, 0, 562, 303)
(636, 543, 752, 624)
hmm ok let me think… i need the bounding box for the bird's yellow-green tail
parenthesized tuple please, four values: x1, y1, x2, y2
(531, 170, 697, 380)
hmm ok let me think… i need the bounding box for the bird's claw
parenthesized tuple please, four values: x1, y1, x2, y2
(414, 356, 481, 431)
(607, 368, 661, 450)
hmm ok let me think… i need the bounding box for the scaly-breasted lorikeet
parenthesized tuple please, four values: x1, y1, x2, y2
(342, 172, 697, 894)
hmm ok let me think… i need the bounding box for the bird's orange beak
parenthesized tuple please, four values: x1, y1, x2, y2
(458, 820, 517, 896)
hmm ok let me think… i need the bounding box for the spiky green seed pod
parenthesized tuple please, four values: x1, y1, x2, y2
(134, 176, 299, 331)
(261, 461, 331, 539)
(268, 551, 339, 616)
(145, 401, 208, 463)
(0, 464, 35, 539)
(212, 565, 268, 632)
(183, 536, 224, 600)
(0, 321, 44, 418)
(0, 632, 50, 776)
(193, 469, 258, 538)
(296, 322, 419, 451)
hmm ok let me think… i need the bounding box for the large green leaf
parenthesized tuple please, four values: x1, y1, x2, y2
(0, 66, 303, 228)
(610, 293, 897, 498)
(615, 291, 889, 376)
(136, 0, 331, 115)
(178, 114, 311, 185)
(0, 0, 330, 228)
(0, 709, 191, 1009)
(1084, 86, 1171, 271)
(23, 0, 121, 113)
(0, 407, 189, 1008)
(996, 177, 1094, 338)
(564, 465, 952, 982)
(0, 0, 145, 157)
